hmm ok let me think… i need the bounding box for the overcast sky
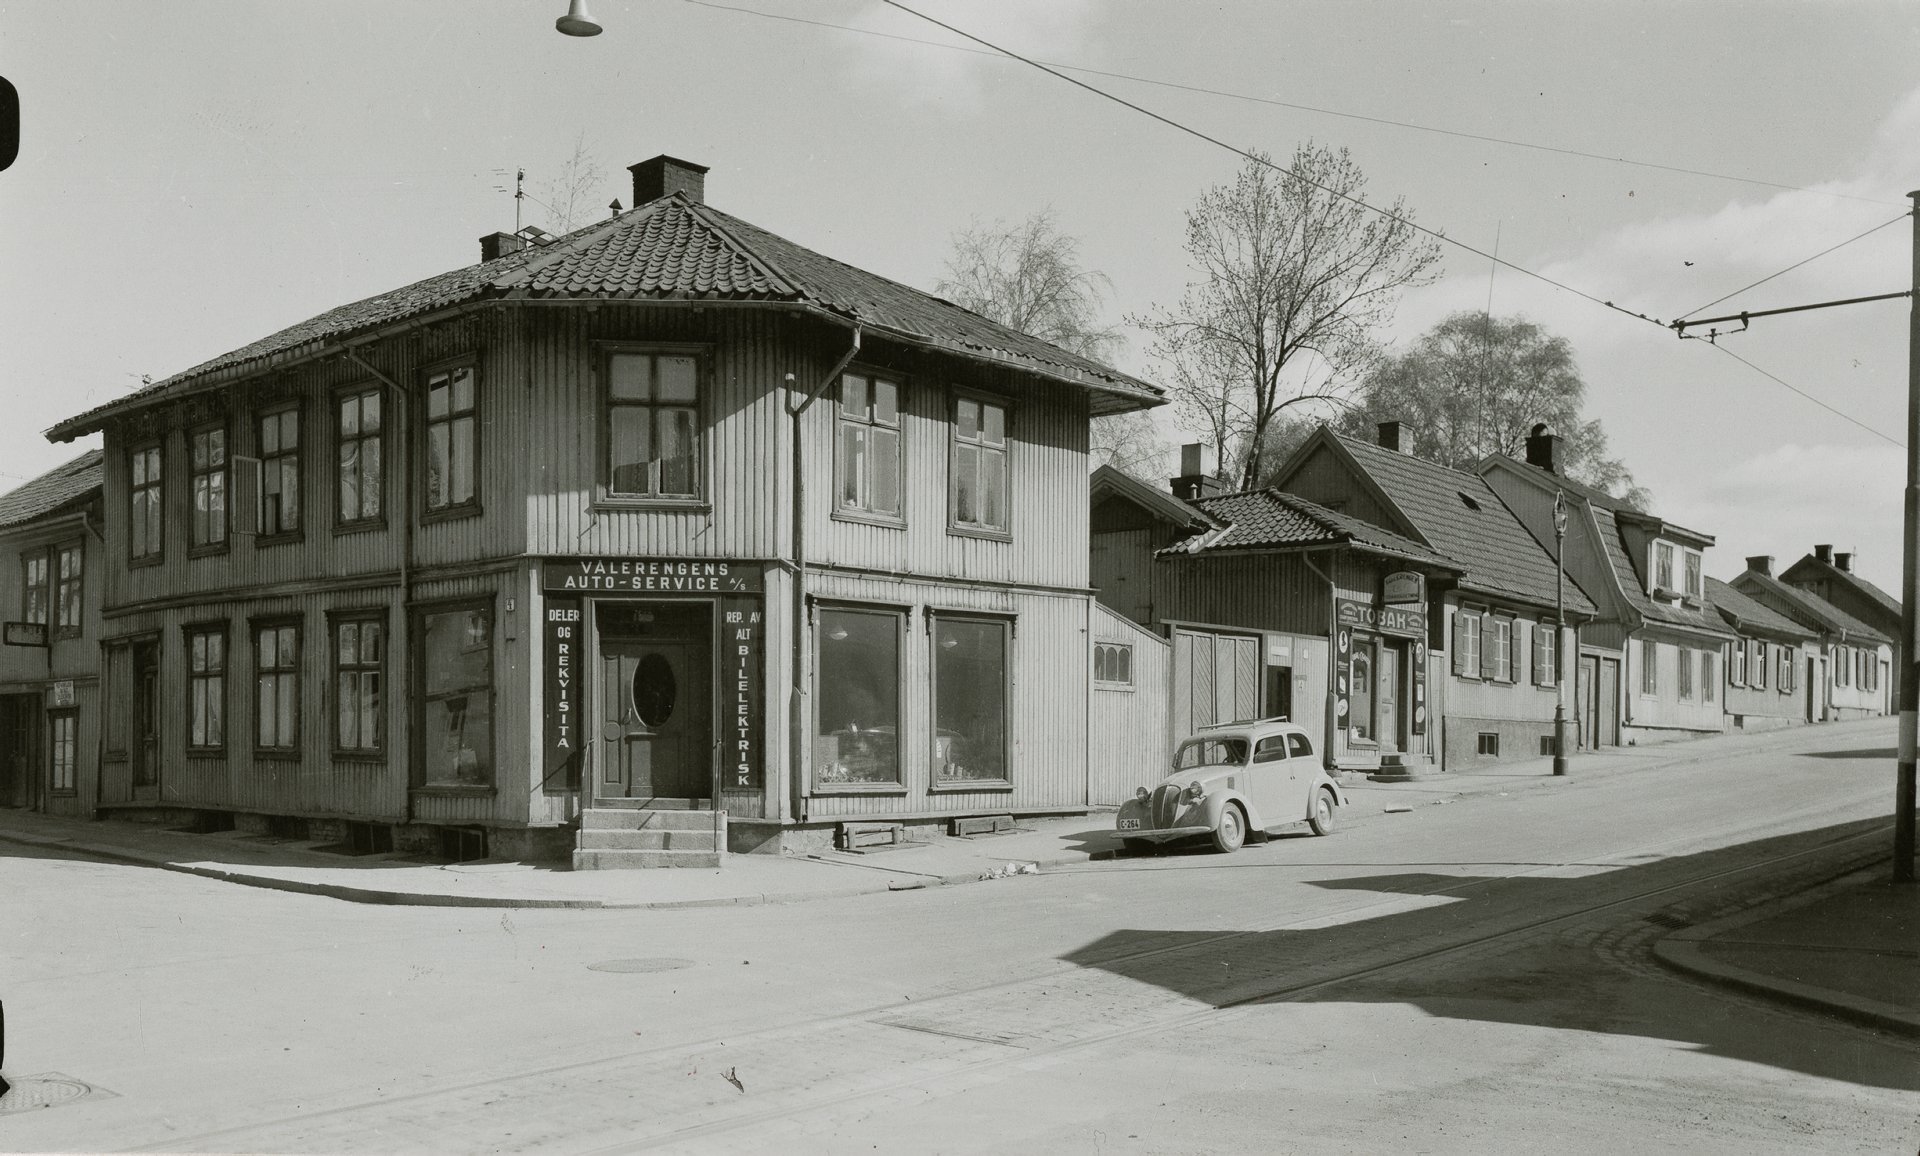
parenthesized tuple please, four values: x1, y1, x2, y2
(3, 1, 1917, 590)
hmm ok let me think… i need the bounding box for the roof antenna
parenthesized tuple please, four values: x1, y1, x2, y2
(514, 169, 525, 234)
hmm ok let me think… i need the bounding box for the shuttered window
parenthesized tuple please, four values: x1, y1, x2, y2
(1702, 650, 1716, 703)
(1533, 620, 1556, 686)
(1752, 641, 1768, 690)
(1490, 616, 1514, 683)
(1453, 609, 1480, 677)
(1730, 640, 1746, 686)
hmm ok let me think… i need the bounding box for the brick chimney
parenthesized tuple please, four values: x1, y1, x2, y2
(1525, 423, 1563, 474)
(629, 155, 709, 205)
(1814, 543, 1833, 564)
(1835, 551, 1854, 572)
(1746, 554, 1774, 577)
(479, 231, 527, 262)
(1377, 421, 1410, 453)
(1171, 443, 1227, 502)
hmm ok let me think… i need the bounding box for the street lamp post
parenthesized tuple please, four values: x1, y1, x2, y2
(1553, 490, 1570, 776)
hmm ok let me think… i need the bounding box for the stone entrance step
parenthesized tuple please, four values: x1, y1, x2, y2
(574, 807, 724, 869)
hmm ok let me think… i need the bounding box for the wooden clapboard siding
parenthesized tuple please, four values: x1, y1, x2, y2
(1089, 604, 1170, 804)
(806, 363, 1091, 590)
(522, 306, 794, 560)
(1090, 527, 1156, 626)
(799, 569, 1089, 815)
(1156, 552, 1345, 638)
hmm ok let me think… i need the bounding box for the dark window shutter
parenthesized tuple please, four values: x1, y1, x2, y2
(1452, 610, 1469, 676)
(1480, 616, 1496, 680)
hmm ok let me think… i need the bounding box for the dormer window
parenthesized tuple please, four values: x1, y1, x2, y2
(1683, 549, 1703, 601)
(1653, 542, 1674, 593)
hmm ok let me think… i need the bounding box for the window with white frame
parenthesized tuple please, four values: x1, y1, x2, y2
(1653, 542, 1675, 592)
(48, 711, 76, 794)
(1730, 639, 1746, 686)
(1641, 639, 1658, 694)
(1836, 645, 1849, 687)
(1684, 550, 1702, 600)
(836, 372, 902, 518)
(1453, 608, 1482, 677)
(950, 395, 1009, 534)
(1702, 650, 1716, 703)
(1533, 619, 1556, 686)
(1490, 616, 1514, 683)
(1780, 646, 1794, 692)
(1752, 640, 1768, 690)
(1678, 646, 1693, 700)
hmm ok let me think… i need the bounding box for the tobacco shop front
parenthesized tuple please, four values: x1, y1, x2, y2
(1332, 583, 1432, 768)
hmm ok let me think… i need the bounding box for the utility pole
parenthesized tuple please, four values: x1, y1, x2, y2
(1897, 189, 1919, 884)
(1553, 490, 1569, 776)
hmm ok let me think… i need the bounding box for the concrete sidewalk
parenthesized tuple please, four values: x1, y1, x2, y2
(1653, 866, 1920, 1037)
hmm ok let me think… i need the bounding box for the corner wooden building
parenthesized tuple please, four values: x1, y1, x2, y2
(46, 156, 1162, 865)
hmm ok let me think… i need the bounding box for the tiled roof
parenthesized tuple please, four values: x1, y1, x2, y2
(1486, 453, 1712, 543)
(1089, 465, 1217, 531)
(1162, 488, 1461, 570)
(1593, 508, 1729, 635)
(1732, 570, 1895, 645)
(49, 194, 1161, 441)
(1706, 576, 1816, 641)
(1332, 436, 1596, 614)
(0, 450, 102, 529)
(1781, 554, 1902, 625)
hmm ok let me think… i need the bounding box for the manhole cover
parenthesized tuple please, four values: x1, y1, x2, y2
(587, 957, 695, 973)
(0, 1074, 109, 1115)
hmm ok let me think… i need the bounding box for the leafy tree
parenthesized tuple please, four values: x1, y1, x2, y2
(536, 133, 610, 234)
(1137, 143, 1441, 490)
(937, 210, 1167, 479)
(1329, 311, 1650, 509)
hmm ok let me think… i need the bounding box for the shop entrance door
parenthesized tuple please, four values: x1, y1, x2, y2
(132, 641, 160, 800)
(0, 695, 37, 808)
(1377, 646, 1401, 752)
(597, 624, 711, 803)
(1597, 657, 1621, 747)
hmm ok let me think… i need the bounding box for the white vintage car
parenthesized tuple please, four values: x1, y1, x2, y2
(1116, 718, 1346, 853)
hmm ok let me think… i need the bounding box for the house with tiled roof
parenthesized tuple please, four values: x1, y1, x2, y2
(1731, 555, 1892, 720)
(1268, 424, 1601, 771)
(43, 155, 1164, 866)
(0, 450, 104, 816)
(1707, 576, 1819, 731)
(1780, 544, 1903, 697)
(1481, 427, 1736, 747)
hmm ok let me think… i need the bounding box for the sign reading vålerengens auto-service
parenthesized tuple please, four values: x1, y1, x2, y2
(541, 558, 764, 594)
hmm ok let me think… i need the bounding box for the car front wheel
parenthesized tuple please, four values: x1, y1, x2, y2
(1211, 804, 1246, 853)
(1308, 787, 1338, 836)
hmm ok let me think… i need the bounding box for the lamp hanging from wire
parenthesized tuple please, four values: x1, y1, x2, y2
(556, 0, 603, 36)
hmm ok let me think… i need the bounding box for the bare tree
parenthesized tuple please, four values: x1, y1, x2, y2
(937, 210, 1167, 479)
(536, 133, 609, 235)
(1334, 311, 1650, 509)
(1137, 143, 1441, 490)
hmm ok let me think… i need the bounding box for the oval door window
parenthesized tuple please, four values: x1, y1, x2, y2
(632, 653, 678, 728)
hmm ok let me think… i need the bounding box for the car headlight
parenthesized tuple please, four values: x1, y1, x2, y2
(1182, 780, 1205, 803)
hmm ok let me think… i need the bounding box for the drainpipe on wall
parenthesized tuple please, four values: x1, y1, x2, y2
(342, 346, 416, 825)
(786, 323, 862, 828)
(1300, 549, 1339, 771)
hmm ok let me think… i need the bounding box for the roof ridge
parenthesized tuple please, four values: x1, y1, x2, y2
(684, 200, 809, 301)
(492, 196, 681, 290)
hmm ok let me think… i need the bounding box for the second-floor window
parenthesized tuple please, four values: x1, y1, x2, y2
(836, 372, 902, 518)
(1684, 550, 1702, 600)
(130, 445, 162, 561)
(951, 396, 1008, 534)
(338, 389, 383, 526)
(21, 553, 47, 625)
(190, 427, 228, 549)
(1653, 542, 1674, 592)
(606, 351, 699, 500)
(54, 543, 81, 636)
(258, 408, 301, 536)
(255, 622, 300, 752)
(425, 364, 478, 513)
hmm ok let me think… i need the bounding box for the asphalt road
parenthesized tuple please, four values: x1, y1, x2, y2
(4, 719, 1917, 1154)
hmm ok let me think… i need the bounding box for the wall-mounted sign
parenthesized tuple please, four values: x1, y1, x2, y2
(47, 680, 75, 707)
(3, 622, 47, 648)
(541, 558, 763, 594)
(1336, 598, 1426, 639)
(543, 597, 583, 790)
(1383, 571, 1426, 605)
(721, 596, 764, 790)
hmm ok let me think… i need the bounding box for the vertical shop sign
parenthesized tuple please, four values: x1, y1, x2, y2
(1411, 639, 1428, 736)
(1334, 627, 1352, 731)
(722, 596, 764, 790)
(544, 596, 583, 789)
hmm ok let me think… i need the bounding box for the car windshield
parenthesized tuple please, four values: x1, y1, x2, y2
(1174, 737, 1248, 770)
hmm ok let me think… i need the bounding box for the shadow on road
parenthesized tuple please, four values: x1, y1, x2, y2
(1060, 816, 1916, 1092)
(1798, 747, 1897, 760)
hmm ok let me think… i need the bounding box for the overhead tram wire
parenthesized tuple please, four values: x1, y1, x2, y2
(1704, 343, 1900, 448)
(1678, 212, 1913, 321)
(685, 0, 1899, 209)
(873, 0, 1673, 335)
